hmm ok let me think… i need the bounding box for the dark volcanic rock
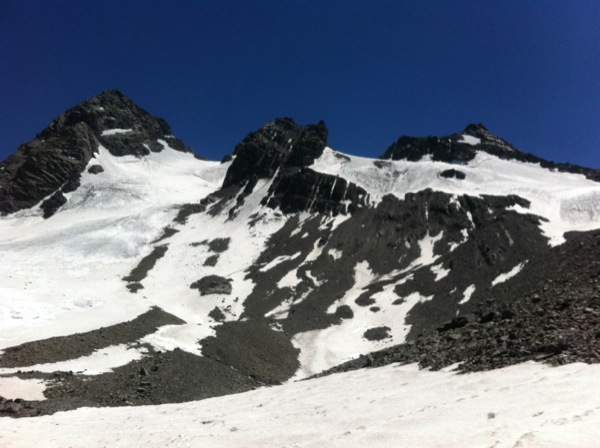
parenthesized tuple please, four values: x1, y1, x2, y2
(190, 275, 232, 295)
(208, 307, 226, 322)
(2, 348, 262, 417)
(315, 230, 600, 376)
(215, 117, 366, 218)
(263, 168, 368, 215)
(0, 89, 194, 216)
(123, 245, 169, 284)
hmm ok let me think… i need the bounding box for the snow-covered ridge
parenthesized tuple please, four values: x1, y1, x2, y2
(311, 147, 600, 245)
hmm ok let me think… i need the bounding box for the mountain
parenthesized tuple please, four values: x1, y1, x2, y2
(0, 89, 193, 218)
(0, 91, 599, 423)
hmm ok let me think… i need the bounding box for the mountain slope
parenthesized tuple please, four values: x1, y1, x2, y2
(0, 91, 599, 418)
(0, 89, 193, 216)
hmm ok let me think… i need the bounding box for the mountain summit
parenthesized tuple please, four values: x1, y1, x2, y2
(0, 89, 192, 216)
(0, 91, 599, 421)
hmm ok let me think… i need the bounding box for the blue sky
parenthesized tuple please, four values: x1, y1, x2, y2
(1, 1, 598, 167)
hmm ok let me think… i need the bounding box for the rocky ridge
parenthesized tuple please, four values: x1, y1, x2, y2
(382, 123, 600, 181)
(0, 89, 192, 216)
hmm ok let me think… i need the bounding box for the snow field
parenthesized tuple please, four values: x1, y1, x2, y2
(0, 147, 226, 351)
(137, 176, 291, 353)
(2, 361, 599, 448)
(311, 148, 600, 245)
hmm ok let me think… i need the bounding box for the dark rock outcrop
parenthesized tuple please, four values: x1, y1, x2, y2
(217, 117, 370, 216)
(439, 169, 466, 179)
(0, 89, 193, 216)
(382, 123, 600, 181)
(40, 191, 67, 218)
(315, 230, 600, 376)
(190, 275, 232, 296)
(87, 164, 104, 174)
(221, 118, 328, 189)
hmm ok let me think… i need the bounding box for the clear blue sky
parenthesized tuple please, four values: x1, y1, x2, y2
(1, 1, 598, 168)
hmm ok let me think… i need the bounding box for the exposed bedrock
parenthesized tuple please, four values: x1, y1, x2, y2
(382, 123, 600, 181)
(316, 230, 600, 375)
(0, 89, 193, 216)
(243, 189, 550, 338)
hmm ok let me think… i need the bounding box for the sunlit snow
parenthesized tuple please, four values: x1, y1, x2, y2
(457, 134, 481, 145)
(100, 128, 132, 136)
(492, 261, 527, 286)
(311, 147, 600, 245)
(2, 362, 599, 448)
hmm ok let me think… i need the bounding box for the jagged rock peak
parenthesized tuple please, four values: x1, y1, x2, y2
(463, 122, 490, 136)
(222, 117, 328, 189)
(380, 123, 515, 164)
(381, 124, 600, 181)
(0, 89, 193, 216)
(38, 89, 191, 157)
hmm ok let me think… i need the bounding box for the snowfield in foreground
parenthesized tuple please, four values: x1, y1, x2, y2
(2, 361, 599, 448)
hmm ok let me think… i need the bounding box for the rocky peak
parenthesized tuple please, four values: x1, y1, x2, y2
(380, 124, 600, 181)
(221, 118, 328, 189)
(39, 89, 190, 157)
(217, 118, 366, 217)
(0, 89, 193, 216)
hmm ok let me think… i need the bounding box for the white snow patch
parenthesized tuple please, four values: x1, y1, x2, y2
(4, 361, 599, 447)
(492, 261, 527, 286)
(0, 146, 227, 351)
(457, 134, 481, 146)
(400, 231, 444, 272)
(459, 284, 476, 305)
(259, 252, 301, 272)
(431, 262, 450, 281)
(100, 128, 132, 136)
(292, 262, 432, 378)
(277, 269, 302, 289)
(328, 248, 343, 260)
(0, 344, 145, 376)
(141, 323, 213, 355)
(0, 377, 47, 401)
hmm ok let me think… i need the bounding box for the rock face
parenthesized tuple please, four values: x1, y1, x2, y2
(219, 118, 369, 216)
(0, 89, 192, 216)
(317, 230, 600, 376)
(382, 123, 600, 181)
(190, 275, 233, 296)
(222, 118, 328, 189)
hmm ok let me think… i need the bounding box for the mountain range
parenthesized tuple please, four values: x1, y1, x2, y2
(0, 90, 599, 444)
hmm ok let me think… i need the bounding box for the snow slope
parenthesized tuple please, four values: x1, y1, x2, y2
(0, 140, 599, 437)
(312, 148, 600, 245)
(0, 146, 228, 350)
(2, 361, 599, 448)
